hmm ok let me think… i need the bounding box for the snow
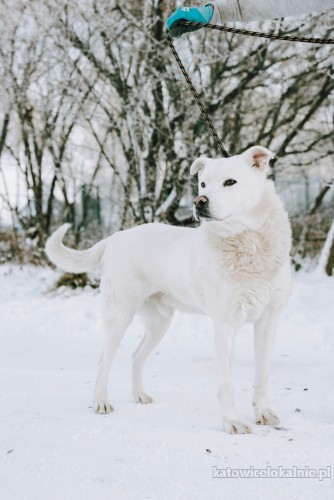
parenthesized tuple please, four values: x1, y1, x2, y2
(0, 264, 333, 500)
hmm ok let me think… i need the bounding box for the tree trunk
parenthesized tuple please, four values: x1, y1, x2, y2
(317, 218, 334, 276)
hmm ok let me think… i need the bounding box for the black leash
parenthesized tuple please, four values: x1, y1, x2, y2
(166, 32, 229, 158)
(167, 21, 334, 157)
(176, 21, 334, 45)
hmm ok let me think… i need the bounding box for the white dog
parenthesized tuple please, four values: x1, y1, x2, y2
(46, 146, 292, 434)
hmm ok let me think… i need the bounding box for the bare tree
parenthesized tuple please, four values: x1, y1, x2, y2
(0, 0, 333, 266)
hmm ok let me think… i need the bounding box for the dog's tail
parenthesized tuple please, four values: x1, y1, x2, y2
(45, 224, 107, 273)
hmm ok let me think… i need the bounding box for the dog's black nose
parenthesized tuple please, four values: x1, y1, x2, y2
(194, 195, 208, 209)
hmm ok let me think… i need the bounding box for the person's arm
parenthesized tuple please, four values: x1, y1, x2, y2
(167, 1, 334, 38)
(213, 0, 334, 22)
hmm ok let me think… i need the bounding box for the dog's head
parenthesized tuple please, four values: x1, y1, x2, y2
(190, 146, 273, 223)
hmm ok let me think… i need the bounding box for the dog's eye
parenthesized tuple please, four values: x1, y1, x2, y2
(223, 179, 237, 187)
(201, 182, 206, 188)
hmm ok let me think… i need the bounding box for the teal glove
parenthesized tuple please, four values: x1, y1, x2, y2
(166, 4, 214, 38)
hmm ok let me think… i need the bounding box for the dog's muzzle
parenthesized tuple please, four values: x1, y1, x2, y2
(194, 195, 208, 209)
(193, 195, 210, 219)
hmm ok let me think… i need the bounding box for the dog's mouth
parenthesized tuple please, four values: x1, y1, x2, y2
(200, 215, 231, 222)
(193, 205, 210, 222)
(197, 209, 212, 219)
(199, 214, 216, 221)
(192, 201, 234, 223)
(193, 207, 230, 223)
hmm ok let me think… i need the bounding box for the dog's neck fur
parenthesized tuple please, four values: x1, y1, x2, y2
(201, 180, 291, 279)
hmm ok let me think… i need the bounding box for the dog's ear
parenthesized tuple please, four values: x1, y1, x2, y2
(190, 157, 209, 176)
(241, 146, 274, 173)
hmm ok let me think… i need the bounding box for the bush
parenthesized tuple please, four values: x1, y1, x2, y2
(53, 272, 99, 290)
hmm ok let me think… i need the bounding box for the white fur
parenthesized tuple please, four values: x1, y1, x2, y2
(46, 146, 292, 434)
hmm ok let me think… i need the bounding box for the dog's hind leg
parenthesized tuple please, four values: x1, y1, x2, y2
(94, 309, 134, 414)
(132, 300, 173, 404)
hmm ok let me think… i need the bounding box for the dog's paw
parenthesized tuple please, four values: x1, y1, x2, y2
(94, 400, 114, 414)
(223, 419, 252, 434)
(134, 392, 154, 404)
(255, 408, 280, 426)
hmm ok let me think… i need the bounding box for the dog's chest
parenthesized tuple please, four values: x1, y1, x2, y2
(221, 230, 278, 274)
(216, 230, 285, 320)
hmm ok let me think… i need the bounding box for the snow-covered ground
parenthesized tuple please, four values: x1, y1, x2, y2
(0, 264, 333, 500)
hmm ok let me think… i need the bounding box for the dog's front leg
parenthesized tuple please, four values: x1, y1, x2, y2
(215, 325, 252, 434)
(252, 309, 280, 426)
